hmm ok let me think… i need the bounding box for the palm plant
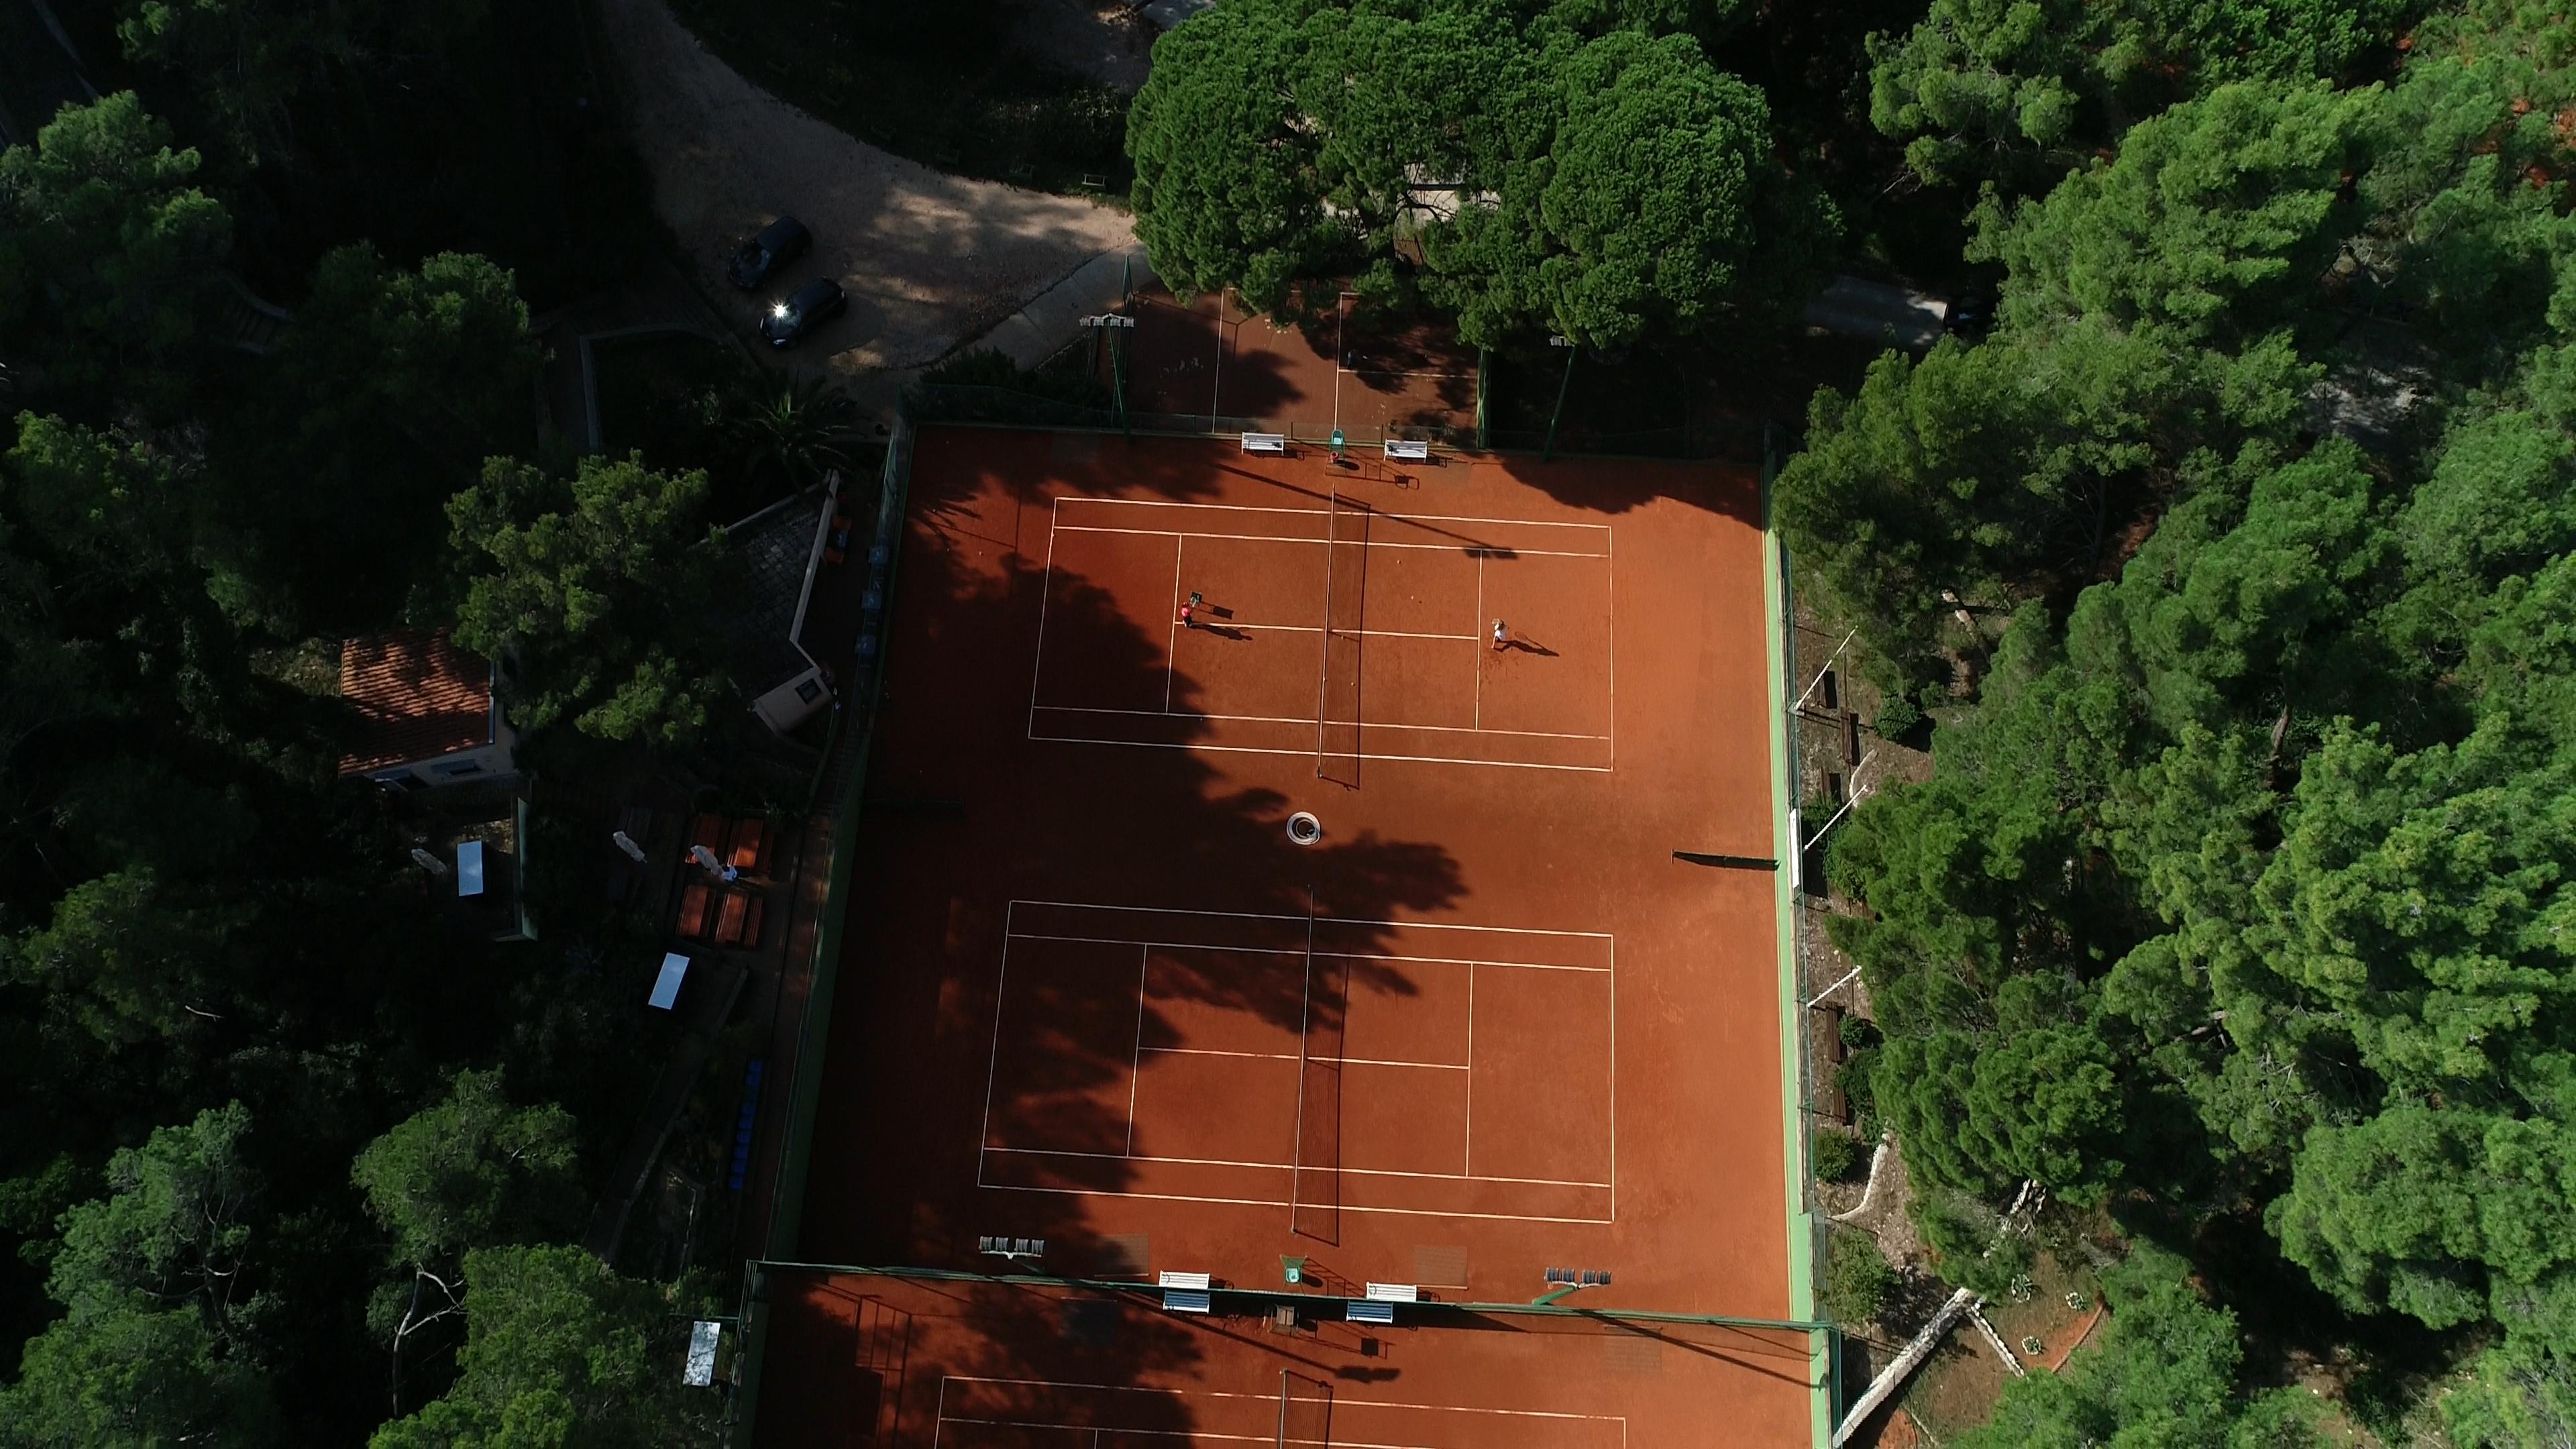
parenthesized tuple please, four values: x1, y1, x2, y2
(721, 373, 864, 497)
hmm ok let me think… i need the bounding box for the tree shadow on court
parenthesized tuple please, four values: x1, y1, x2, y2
(796, 426, 1462, 1300)
(759, 1273, 1213, 1445)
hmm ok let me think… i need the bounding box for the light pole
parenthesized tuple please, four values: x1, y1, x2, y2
(1533, 1266, 1611, 1306)
(1543, 334, 1577, 462)
(1081, 313, 1136, 439)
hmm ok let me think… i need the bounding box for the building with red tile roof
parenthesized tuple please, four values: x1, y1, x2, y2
(336, 628, 517, 787)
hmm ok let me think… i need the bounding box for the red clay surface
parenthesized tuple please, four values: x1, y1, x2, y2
(762, 1273, 1813, 1447)
(765, 427, 1796, 1444)
(1120, 285, 1479, 439)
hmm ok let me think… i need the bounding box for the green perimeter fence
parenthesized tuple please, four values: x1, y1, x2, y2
(725, 407, 1821, 1444)
(907, 382, 1764, 462)
(727, 417, 914, 1446)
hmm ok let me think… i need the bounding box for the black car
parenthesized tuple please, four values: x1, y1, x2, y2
(727, 216, 810, 289)
(760, 278, 847, 349)
(1944, 288, 1995, 337)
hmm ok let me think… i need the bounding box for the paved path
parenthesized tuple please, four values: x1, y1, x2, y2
(596, 0, 1140, 382)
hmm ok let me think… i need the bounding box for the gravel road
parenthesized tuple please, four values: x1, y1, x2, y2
(597, 0, 1141, 377)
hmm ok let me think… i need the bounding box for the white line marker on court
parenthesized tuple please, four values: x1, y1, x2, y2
(1028, 734, 1612, 773)
(1006, 932, 1612, 974)
(1473, 549, 1485, 729)
(973, 1180, 1614, 1226)
(981, 1145, 1607, 1189)
(973, 902, 1018, 1189)
(1057, 495, 1612, 532)
(1024, 499, 1062, 730)
(1032, 704, 1607, 743)
(1053, 523, 1609, 559)
(1163, 535, 1184, 711)
(1127, 943, 1148, 1153)
(1464, 963, 1475, 1176)
(1011, 898, 1613, 938)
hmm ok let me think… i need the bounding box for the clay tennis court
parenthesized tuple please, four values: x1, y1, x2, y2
(760, 1272, 1814, 1446)
(1118, 284, 1480, 441)
(757, 425, 1808, 1444)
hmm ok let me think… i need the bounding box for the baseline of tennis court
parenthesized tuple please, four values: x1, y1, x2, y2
(975, 900, 1616, 1226)
(1028, 498, 1613, 772)
(932, 1376, 1625, 1449)
(758, 1273, 1815, 1448)
(1119, 284, 1479, 441)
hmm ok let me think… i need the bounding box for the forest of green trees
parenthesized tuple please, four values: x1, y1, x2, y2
(11, 0, 2576, 1441)
(0, 3, 759, 1444)
(1135, 0, 2576, 1441)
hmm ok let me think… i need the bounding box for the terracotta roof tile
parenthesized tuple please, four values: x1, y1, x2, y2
(337, 628, 494, 774)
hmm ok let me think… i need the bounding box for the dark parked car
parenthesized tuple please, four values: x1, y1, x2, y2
(760, 278, 847, 349)
(1944, 288, 1995, 337)
(727, 216, 810, 289)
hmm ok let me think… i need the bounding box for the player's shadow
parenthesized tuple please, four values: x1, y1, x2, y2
(1494, 637, 1558, 658)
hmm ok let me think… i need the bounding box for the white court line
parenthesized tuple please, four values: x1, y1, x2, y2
(1023, 499, 1062, 734)
(1056, 496, 1613, 533)
(1011, 899, 1612, 939)
(973, 904, 1018, 1190)
(1027, 734, 1613, 773)
(975, 1179, 1612, 1224)
(1224, 623, 1481, 641)
(1607, 524, 1616, 768)
(1609, 936, 1618, 1219)
(1126, 945, 1148, 1155)
(1142, 1045, 1468, 1070)
(1473, 550, 1485, 729)
(1464, 963, 1474, 1176)
(1006, 930, 1615, 974)
(1032, 704, 1608, 743)
(938, 1413, 1591, 1449)
(981, 1147, 1609, 1189)
(1163, 535, 1184, 711)
(944, 1375, 1626, 1424)
(1055, 524, 1609, 559)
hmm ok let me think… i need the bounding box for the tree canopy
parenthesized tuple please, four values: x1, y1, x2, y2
(367, 1246, 718, 1449)
(445, 453, 735, 747)
(1868, 0, 2409, 189)
(1782, 0, 2576, 1424)
(1128, 0, 1836, 346)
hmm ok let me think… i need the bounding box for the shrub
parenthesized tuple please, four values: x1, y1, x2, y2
(1839, 1014, 1881, 1051)
(1836, 1046, 1879, 1119)
(1872, 692, 1921, 742)
(1821, 1232, 1896, 1327)
(1812, 1130, 1864, 1183)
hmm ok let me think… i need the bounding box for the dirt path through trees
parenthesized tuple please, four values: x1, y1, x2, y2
(594, 0, 1138, 375)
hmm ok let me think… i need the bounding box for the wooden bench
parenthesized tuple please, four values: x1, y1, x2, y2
(712, 889, 751, 946)
(676, 881, 715, 941)
(688, 812, 726, 855)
